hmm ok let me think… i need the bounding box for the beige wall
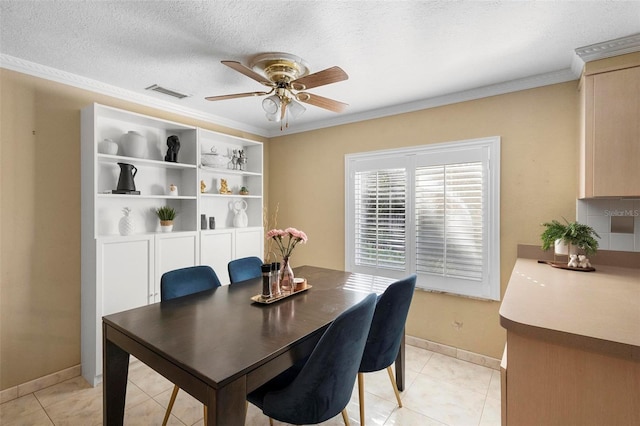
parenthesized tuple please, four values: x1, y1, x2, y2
(0, 67, 578, 390)
(0, 69, 266, 390)
(267, 82, 579, 359)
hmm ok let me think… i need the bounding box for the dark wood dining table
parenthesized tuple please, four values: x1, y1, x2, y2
(102, 265, 406, 426)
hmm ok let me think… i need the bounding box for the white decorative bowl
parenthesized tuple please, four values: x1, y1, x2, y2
(201, 153, 229, 168)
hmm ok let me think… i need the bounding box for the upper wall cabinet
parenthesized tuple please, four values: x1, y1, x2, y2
(580, 53, 640, 198)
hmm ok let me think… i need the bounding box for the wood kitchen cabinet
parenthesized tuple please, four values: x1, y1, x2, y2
(580, 53, 640, 197)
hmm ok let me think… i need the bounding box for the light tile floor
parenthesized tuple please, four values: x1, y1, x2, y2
(0, 345, 501, 426)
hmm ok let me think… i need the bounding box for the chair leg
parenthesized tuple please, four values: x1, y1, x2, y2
(357, 372, 365, 426)
(162, 384, 180, 426)
(341, 408, 350, 426)
(269, 418, 274, 426)
(386, 366, 403, 407)
(204, 404, 207, 426)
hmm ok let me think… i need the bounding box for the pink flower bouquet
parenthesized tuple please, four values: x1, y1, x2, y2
(266, 227, 308, 259)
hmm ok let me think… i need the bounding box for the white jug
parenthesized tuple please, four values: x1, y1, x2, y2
(232, 200, 249, 228)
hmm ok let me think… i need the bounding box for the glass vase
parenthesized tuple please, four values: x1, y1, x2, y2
(279, 256, 295, 293)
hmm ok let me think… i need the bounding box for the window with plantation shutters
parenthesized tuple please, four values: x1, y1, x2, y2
(345, 137, 500, 301)
(354, 168, 406, 270)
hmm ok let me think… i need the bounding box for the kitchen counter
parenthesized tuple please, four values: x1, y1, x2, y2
(500, 258, 640, 358)
(499, 258, 640, 426)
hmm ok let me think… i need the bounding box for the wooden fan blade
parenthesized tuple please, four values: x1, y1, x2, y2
(296, 92, 348, 113)
(205, 91, 270, 101)
(221, 60, 273, 86)
(291, 66, 348, 90)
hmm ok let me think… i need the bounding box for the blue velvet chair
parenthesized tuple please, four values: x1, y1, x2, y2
(160, 265, 222, 301)
(160, 265, 221, 426)
(357, 274, 416, 425)
(247, 293, 377, 426)
(227, 256, 263, 284)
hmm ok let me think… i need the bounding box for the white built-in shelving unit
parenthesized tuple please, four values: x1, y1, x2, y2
(80, 103, 263, 385)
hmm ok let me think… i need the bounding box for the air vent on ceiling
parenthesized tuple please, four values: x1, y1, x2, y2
(145, 84, 191, 99)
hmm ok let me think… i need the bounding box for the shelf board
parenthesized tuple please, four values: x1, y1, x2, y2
(97, 193, 197, 200)
(97, 230, 197, 239)
(199, 193, 262, 199)
(200, 165, 261, 176)
(98, 154, 197, 169)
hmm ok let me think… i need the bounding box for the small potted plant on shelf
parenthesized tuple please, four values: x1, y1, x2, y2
(156, 206, 177, 233)
(541, 218, 600, 256)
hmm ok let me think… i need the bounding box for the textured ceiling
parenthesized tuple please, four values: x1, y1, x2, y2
(1, 1, 640, 136)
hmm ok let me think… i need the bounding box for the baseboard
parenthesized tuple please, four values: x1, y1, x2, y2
(0, 364, 81, 404)
(406, 335, 501, 370)
(1, 338, 498, 404)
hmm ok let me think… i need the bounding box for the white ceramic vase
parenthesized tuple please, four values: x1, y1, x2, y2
(98, 138, 118, 155)
(232, 200, 248, 228)
(118, 208, 135, 236)
(121, 131, 146, 158)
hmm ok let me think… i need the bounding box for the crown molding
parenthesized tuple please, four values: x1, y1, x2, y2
(0, 54, 270, 138)
(571, 33, 640, 76)
(0, 53, 591, 139)
(575, 33, 640, 62)
(271, 68, 578, 137)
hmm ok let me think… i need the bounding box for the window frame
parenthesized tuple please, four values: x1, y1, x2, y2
(345, 136, 501, 301)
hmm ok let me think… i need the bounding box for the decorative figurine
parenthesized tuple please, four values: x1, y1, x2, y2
(165, 135, 180, 162)
(219, 178, 232, 194)
(169, 184, 178, 196)
(578, 255, 591, 269)
(238, 150, 247, 171)
(568, 254, 579, 268)
(239, 186, 249, 195)
(231, 149, 239, 170)
(200, 180, 207, 193)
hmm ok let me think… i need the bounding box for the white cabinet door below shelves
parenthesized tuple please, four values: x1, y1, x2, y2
(236, 228, 264, 260)
(155, 232, 199, 301)
(100, 237, 153, 316)
(200, 230, 234, 285)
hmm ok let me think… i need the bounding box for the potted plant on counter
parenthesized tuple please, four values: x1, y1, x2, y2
(541, 218, 600, 256)
(156, 206, 177, 232)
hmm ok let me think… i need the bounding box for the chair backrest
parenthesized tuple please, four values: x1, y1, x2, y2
(262, 293, 377, 424)
(359, 274, 416, 373)
(227, 256, 263, 284)
(160, 265, 222, 301)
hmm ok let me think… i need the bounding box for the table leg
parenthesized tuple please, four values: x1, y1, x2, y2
(103, 331, 130, 426)
(206, 375, 247, 426)
(394, 330, 405, 391)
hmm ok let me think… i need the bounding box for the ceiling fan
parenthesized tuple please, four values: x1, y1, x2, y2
(205, 52, 349, 128)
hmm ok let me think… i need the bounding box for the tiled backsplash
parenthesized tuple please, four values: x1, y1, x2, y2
(577, 199, 640, 252)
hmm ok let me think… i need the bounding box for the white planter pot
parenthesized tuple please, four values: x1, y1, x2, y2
(160, 220, 173, 233)
(554, 239, 577, 256)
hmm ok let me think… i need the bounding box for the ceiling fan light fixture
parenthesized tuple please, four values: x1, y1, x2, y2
(265, 111, 282, 122)
(288, 99, 306, 119)
(207, 53, 349, 129)
(262, 94, 281, 114)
